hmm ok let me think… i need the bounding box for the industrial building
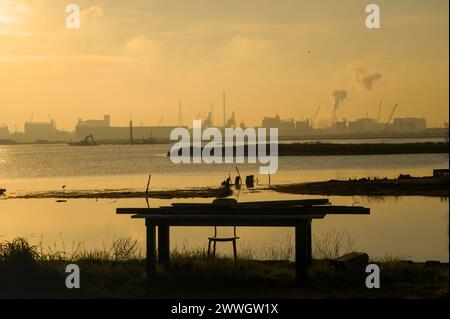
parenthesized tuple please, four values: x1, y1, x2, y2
(348, 118, 384, 133)
(75, 115, 180, 142)
(391, 117, 426, 132)
(23, 121, 72, 142)
(0, 110, 443, 144)
(77, 115, 111, 128)
(262, 115, 298, 136)
(0, 125, 9, 139)
(330, 120, 347, 134)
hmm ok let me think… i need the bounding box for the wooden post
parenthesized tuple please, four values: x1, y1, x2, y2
(146, 174, 152, 196)
(158, 225, 170, 267)
(145, 219, 157, 277)
(235, 167, 242, 187)
(295, 220, 309, 281)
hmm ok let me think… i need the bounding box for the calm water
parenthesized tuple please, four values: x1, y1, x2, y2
(0, 143, 448, 261)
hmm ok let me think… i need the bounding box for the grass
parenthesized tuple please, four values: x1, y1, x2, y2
(0, 236, 448, 298)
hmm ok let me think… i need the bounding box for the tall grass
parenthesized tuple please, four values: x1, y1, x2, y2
(0, 236, 448, 298)
(313, 229, 355, 259)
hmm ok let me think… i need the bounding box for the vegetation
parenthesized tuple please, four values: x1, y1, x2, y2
(273, 176, 449, 197)
(0, 237, 447, 298)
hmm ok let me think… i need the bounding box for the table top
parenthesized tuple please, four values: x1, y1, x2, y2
(116, 198, 370, 226)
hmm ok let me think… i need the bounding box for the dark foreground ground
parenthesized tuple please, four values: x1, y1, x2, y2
(0, 238, 447, 299)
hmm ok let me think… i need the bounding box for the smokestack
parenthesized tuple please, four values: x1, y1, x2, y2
(223, 91, 226, 128)
(178, 100, 183, 126)
(130, 120, 133, 145)
(210, 102, 214, 126)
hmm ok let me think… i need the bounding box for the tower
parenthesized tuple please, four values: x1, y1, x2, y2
(223, 91, 226, 128)
(178, 100, 183, 126)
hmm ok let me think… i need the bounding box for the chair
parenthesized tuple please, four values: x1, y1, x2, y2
(207, 226, 239, 261)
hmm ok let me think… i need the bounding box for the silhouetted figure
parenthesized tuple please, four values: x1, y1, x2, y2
(245, 175, 255, 188)
(234, 176, 241, 189)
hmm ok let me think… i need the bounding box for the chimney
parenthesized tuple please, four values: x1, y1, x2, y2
(130, 120, 133, 145)
(223, 91, 226, 128)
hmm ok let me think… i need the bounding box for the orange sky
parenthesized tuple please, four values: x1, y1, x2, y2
(0, 0, 448, 130)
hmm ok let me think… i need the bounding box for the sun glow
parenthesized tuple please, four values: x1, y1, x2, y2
(0, 0, 31, 25)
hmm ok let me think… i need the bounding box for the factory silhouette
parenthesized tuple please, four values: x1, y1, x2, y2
(0, 94, 446, 144)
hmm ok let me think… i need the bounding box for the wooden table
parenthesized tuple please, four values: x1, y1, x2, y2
(116, 199, 370, 280)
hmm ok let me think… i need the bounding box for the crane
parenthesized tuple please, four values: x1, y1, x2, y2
(376, 100, 382, 122)
(311, 105, 320, 128)
(158, 115, 164, 126)
(384, 103, 398, 131)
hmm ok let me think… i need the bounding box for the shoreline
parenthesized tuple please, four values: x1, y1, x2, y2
(2, 175, 448, 199)
(272, 176, 449, 197)
(2, 187, 232, 200)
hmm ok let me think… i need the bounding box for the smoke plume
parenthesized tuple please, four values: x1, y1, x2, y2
(331, 90, 347, 121)
(354, 66, 382, 91)
(331, 89, 348, 109)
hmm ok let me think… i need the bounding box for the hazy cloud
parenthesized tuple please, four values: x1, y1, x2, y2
(125, 36, 162, 52)
(81, 5, 104, 20)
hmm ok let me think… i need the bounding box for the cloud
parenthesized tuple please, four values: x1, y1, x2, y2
(226, 36, 268, 53)
(0, 29, 30, 37)
(81, 5, 104, 20)
(0, 55, 50, 62)
(125, 36, 161, 52)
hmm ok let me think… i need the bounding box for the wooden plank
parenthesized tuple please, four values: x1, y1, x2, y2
(320, 206, 370, 214)
(171, 198, 330, 208)
(142, 207, 327, 215)
(132, 214, 325, 220)
(131, 214, 325, 227)
(118, 205, 369, 216)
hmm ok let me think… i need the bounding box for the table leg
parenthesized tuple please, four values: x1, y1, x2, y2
(295, 221, 310, 281)
(307, 219, 312, 266)
(158, 225, 170, 267)
(145, 219, 157, 277)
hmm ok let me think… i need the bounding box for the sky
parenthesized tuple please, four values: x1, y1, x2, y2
(0, 0, 448, 131)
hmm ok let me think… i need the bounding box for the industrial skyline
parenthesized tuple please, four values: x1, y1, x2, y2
(0, 110, 444, 144)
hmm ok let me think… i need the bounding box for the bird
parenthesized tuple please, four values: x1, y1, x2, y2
(62, 185, 66, 190)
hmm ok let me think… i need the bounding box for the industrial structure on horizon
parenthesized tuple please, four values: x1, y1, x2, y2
(0, 113, 443, 144)
(2, 92, 447, 143)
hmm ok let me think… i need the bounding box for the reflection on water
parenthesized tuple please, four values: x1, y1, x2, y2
(0, 144, 448, 193)
(0, 191, 448, 262)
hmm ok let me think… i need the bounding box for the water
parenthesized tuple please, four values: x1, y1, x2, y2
(0, 143, 448, 262)
(0, 144, 447, 191)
